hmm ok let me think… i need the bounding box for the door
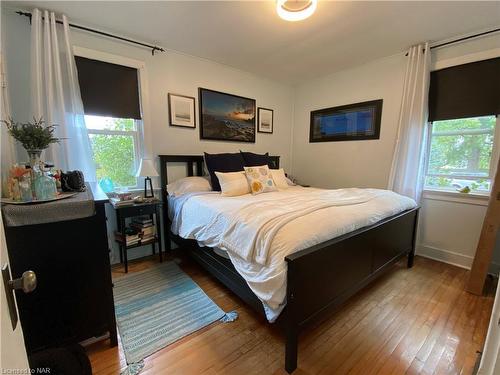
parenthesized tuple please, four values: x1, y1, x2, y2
(0, 214, 29, 371)
(478, 273, 500, 375)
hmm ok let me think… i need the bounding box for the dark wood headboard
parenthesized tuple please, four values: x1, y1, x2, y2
(158, 153, 280, 198)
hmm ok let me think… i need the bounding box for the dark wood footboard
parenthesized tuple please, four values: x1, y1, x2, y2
(158, 155, 419, 373)
(283, 208, 419, 372)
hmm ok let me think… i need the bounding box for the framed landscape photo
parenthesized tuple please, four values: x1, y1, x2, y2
(257, 107, 273, 134)
(310, 99, 383, 142)
(199, 88, 256, 142)
(168, 93, 196, 128)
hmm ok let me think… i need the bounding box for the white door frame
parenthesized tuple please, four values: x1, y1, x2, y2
(0, 214, 29, 371)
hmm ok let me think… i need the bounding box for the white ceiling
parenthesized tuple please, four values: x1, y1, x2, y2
(4, 1, 500, 84)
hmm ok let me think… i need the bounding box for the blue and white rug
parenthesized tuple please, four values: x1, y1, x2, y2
(113, 261, 238, 375)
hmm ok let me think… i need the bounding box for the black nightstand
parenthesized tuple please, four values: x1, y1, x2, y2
(113, 201, 163, 273)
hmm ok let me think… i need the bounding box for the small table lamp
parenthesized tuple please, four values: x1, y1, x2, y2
(135, 158, 159, 198)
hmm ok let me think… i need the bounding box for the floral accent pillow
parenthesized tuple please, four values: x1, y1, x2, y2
(244, 165, 277, 195)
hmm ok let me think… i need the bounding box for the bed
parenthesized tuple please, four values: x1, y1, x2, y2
(159, 154, 419, 373)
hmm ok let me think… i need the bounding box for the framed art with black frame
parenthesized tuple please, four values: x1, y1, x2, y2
(199, 88, 256, 143)
(310, 99, 383, 142)
(168, 93, 196, 128)
(257, 107, 274, 134)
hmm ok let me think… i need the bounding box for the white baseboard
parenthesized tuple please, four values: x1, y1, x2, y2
(417, 244, 500, 276)
(417, 244, 473, 269)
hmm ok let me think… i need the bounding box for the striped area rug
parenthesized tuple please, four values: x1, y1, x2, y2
(113, 261, 230, 374)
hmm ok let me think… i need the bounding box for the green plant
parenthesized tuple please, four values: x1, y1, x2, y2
(1, 117, 61, 150)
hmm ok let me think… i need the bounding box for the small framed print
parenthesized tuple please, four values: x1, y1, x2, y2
(168, 93, 196, 128)
(257, 107, 273, 134)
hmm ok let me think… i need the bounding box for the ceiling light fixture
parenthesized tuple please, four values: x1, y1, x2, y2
(276, 0, 317, 22)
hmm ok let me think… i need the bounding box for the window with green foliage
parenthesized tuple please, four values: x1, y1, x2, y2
(85, 115, 141, 188)
(425, 115, 499, 193)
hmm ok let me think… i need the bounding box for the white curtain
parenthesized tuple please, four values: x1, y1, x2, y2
(31, 9, 96, 181)
(388, 43, 431, 203)
(1, 51, 17, 196)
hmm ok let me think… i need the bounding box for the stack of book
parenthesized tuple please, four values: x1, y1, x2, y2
(131, 216, 156, 243)
(114, 228, 140, 246)
(109, 197, 135, 208)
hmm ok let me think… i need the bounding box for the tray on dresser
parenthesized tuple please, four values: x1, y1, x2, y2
(1, 192, 77, 205)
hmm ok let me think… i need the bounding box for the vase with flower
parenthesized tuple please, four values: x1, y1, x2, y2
(1, 117, 61, 201)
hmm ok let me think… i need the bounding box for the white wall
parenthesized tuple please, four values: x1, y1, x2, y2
(291, 34, 500, 272)
(292, 53, 406, 188)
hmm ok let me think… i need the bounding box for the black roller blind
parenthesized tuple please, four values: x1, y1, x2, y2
(75, 56, 142, 119)
(428, 57, 500, 122)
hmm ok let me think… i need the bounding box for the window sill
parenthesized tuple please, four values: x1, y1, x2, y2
(422, 189, 490, 206)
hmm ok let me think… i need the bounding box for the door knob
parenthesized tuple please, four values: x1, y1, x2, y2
(2, 264, 37, 330)
(9, 270, 37, 293)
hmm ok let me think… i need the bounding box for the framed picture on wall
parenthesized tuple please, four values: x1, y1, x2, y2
(257, 107, 273, 134)
(168, 93, 196, 128)
(310, 99, 383, 142)
(199, 88, 256, 142)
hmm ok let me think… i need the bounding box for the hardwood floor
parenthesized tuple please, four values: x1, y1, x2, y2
(86, 254, 496, 375)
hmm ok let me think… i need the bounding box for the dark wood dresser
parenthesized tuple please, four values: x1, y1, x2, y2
(2, 183, 117, 353)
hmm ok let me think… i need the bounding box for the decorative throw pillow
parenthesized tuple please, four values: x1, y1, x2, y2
(215, 171, 250, 197)
(244, 165, 277, 195)
(204, 152, 245, 191)
(240, 151, 272, 167)
(270, 169, 289, 189)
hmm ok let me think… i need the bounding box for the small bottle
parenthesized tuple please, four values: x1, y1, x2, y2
(42, 167, 57, 200)
(19, 174, 32, 202)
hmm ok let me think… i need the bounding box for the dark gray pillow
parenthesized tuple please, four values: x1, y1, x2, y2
(240, 151, 271, 167)
(204, 152, 245, 191)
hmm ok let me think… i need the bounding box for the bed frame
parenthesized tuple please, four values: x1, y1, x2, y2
(159, 155, 419, 373)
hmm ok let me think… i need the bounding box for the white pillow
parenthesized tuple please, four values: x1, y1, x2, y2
(167, 176, 212, 197)
(215, 171, 250, 197)
(244, 165, 278, 195)
(270, 169, 289, 189)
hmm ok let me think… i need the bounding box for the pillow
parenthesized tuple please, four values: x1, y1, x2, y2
(204, 152, 245, 191)
(167, 176, 212, 197)
(285, 176, 296, 186)
(270, 169, 289, 189)
(215, 171, 250, 197)
(244, 165, 277, 195)
(240, 151, 271, 167)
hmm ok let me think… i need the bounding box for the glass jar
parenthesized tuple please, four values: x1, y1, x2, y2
(19, 174, 32, 202)
(34, 169, 57, 200)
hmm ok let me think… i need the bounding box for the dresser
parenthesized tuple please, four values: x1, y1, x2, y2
(2, 183, 117, 353)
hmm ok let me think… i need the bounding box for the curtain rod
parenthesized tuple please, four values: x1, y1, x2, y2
(404, 27, 500, 56)
(431, 27, 500, 50)
(16, 11, 165, 56)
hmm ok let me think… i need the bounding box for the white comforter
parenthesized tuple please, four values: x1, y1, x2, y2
(170, 187, 416, 322)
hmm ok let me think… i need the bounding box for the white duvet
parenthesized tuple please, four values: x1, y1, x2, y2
(170, 187, 416, 322)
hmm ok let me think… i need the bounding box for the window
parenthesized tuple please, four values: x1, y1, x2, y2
(75, 53, 144, 189)
(85, 115, 142, 188)
(424, 115, 499, 194)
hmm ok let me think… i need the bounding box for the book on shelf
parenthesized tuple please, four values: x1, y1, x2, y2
(141, 234, 156, 242)
(114, 230, 140, 245)
(131, 223, 156, 235)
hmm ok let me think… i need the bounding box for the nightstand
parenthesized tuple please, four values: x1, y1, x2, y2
(113, 201, 163, 273)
